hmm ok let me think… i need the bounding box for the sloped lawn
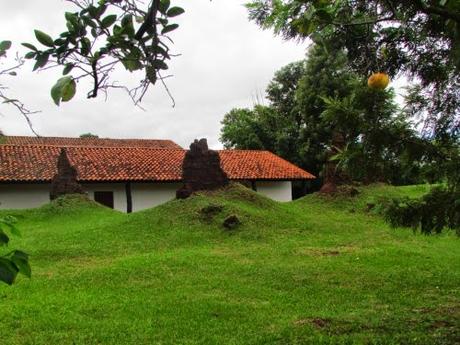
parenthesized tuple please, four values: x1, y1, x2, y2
(0, 184, 459, 344)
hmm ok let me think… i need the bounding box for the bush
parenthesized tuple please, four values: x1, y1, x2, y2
(378, 187, 460, 235)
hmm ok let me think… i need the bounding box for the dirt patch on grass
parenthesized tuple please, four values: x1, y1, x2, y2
(198, 204, 224, 222)
(295, 246, 358, 257)
(294, 318, 331, 329)
(323, 250, 340, 256)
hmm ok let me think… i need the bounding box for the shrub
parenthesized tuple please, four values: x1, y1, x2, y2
(378, 187, 460, 235)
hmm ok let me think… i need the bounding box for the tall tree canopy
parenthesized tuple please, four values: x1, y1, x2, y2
(246, 0, 460, 138)
(221, 44, 423, 188)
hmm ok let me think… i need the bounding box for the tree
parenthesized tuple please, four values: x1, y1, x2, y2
(246, 0, 460, 139)
(23, 0, 184, 105)
(79, 133, 99, 138)
(220, 105, 289, 153)
(221, 43, 422, 192)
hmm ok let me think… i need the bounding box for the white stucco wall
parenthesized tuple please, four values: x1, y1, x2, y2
(0, 184, 51, 209)
(131, 182, 181, 212)
(82, 183, 127, 212)
(0, 181, 293, 211)
(255, 181, 292, 202)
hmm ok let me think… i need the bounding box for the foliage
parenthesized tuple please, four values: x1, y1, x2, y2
(0, 184, 459, 343)
(221, 44, 424, 185)
(220, 104, 304, 163)
(79, 132, 99, 138)
(378, 187, 460, 234)
(23, 0, 185, 105)
(246, 0, 460, 139)
(0, 215, 31, 285)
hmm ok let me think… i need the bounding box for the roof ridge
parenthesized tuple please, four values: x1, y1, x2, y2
(0, 144, 187, 151)
(4, 135, 176, 141)
(218, 149, 271, 153)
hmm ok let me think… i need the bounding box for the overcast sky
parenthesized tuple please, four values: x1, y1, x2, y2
(0, 0, 308, 149)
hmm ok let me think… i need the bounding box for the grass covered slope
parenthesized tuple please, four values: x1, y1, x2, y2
(0, 184, 459, 344)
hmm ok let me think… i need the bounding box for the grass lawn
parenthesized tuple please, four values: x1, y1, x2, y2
(0, 184, 459, 344)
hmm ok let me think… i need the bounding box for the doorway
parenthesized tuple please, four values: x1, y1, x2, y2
(94, 191, 114, 209)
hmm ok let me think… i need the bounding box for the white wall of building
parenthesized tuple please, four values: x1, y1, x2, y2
(255, 181, 292, 202)
(131, 182, 182, 212)
(82, 183, 127, 212)
(0, 184, 51, 209)
(0, 180, 293, 211)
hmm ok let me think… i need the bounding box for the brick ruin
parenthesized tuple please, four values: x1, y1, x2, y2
(176, 139, 229, 199)
(50, 148, 84, 200)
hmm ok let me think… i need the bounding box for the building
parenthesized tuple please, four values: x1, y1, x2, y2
(0, 136, 315, 212)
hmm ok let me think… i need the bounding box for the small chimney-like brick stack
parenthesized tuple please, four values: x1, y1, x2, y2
(50, 148, 84, 200)
(176, 138, 228, 199)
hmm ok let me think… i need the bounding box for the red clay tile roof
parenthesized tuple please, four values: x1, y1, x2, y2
(0, 145, 315, 182)
(2, 136, 181, 149)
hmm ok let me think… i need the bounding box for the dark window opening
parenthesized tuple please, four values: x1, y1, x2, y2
(94, 191, 114, 209)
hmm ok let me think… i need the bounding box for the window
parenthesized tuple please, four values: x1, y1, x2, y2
(94, 191, 114, 209)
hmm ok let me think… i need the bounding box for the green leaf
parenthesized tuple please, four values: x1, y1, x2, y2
(146, 66, 157, 84)
(0, 40, 12, 52)
(80, 37, 91, 56)
(153, 45, 170, 59)
(10, 251, 31, 278)
(33, 53, 49, 71)
(159, 0, 171, 14)
(84, 15, 98, 28)
(51, 76, 75, 106)
(96, 5, 108, 19)
(121, 15, 135, 38)
(88, 5, 98, 18)
(61, 79, 77, 102)
(54, 38, 67, 46)
(166, 7, 185, 18)
(0, 258, 18, 285)
(161, 24, 179, 35)
(21, 43, 38, 51)
(122, 58, 143, 72)
(34, 30, 55, 47)
(121, 14, 133, 27)
(63, 63, 74, 75)
(152, 59, 168, 70)
(101, 14, 117, 28)
(158, 18, 169, 26)
(65, 12, 78, 22)
(24, 52, 36, 59)
(0, 230, 9, 245)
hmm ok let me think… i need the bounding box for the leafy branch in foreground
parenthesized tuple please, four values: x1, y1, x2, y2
(0, 40, 40, 135)
(0, 215, 31, 285)
(24, 0, 185, 106)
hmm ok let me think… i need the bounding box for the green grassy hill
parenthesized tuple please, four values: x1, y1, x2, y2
(0, 184, 459, 344)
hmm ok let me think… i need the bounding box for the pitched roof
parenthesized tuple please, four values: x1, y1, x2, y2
(1, 136, 181, 149)
(0, 145, 315, 182)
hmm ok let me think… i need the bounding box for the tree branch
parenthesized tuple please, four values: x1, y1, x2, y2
(414, 0, 460, 23)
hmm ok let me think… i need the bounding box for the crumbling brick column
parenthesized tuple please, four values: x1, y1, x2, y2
(50, 148, 84, 200)
(176, 139, 229, 199)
